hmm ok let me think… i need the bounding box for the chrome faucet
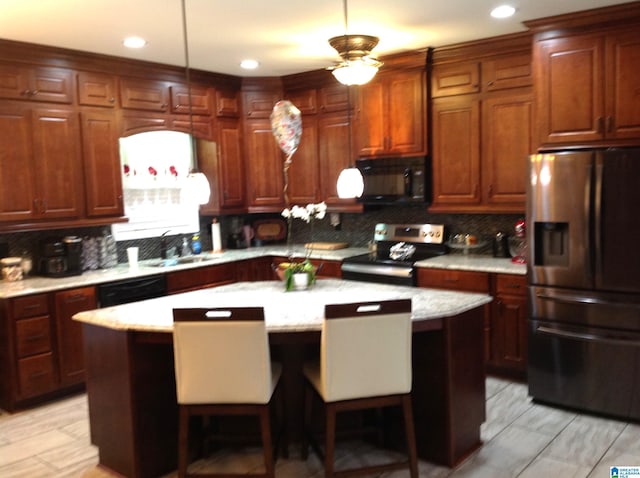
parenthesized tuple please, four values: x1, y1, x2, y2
(160, 230, 171, 259)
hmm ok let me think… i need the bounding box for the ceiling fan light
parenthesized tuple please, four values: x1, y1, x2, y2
(336, 167, 364, 199)
(332, 59, 380, 86)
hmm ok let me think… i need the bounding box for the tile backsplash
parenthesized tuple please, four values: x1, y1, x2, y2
(0, 207, 524, 268)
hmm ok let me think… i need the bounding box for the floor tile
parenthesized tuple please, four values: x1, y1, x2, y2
(0, 429, 76, 467)
(0, 457, 57, 478)
(518, 455, 591, 478)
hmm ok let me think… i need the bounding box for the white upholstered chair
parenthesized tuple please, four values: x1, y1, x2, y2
(172, 307, 283, 478)
(301, 299, 418, 478)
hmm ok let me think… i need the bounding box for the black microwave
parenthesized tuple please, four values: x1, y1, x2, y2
(356, 156, 430, 205)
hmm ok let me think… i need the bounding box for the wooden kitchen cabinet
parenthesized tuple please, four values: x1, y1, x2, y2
(243, 89, 281, 118)
(119, 77, 170, 112)
(490, 274, 527, 378)
(430, 34, 532, 213)
(77, 71, 117, 107)
(54, 287, 97, 387)
(215, 88, 240, 117)
(355, 68, 426, 157)
(80, 110, 124, 217)
(533, 28, 640, 147)
(170, 84, 212, 116)
(288, 117, 320, 205)
(0, 63, 73, 103)
(0, 105, 84, 222)
(244, 118, 285, 211)
(235, 257, 275, 282)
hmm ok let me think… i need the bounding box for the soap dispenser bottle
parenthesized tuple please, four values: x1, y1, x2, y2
(181, 237, 190, 257)
(191, 233, 201, 255)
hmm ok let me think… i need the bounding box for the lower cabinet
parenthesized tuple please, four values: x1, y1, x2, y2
(272, 256, 342, 278)
(417, 267, 527, 378)
(235, 257, 275, 282)
(1, 286, 96, 411)
(166, 262, 237, 294)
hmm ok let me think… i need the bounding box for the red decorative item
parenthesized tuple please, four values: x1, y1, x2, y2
(123, 164, 130, 176)
(169, 165, 178, 177)
(148, 166, 158, 177)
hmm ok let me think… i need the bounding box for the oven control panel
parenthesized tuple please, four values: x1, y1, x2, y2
(373, 223, 445, 244)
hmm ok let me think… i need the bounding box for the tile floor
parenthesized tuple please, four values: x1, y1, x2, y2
(1, 377, 639, 477)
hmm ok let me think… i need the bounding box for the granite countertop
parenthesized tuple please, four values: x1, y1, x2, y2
(0, 245, 524, 299)
(73, 278, 493, 333)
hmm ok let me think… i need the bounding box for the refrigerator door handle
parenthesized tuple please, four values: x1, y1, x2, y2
(594, 159, 604, 281)
(536, 325, 640, 347)
(584, 162, 594, 281)
(536, 292, 640, 309)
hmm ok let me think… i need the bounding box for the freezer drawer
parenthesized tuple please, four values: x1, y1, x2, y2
(528, 318, 640, 420)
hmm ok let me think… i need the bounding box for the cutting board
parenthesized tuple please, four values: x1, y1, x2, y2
(305, 242, 349, 250)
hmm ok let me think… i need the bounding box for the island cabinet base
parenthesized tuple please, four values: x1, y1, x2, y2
(82, 307, 485, 478)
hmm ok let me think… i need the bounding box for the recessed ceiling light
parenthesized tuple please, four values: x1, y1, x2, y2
(240, 59, 259, 70)
(490, 5, 516, 18)
(123, 36, 147, 49)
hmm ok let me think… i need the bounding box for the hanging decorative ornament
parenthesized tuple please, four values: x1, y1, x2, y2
(270, 100, 302, 207)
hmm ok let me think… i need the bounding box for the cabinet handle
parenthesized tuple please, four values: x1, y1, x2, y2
(23, 303, 41, 310)
(25, 333, 46, 342)
(596, 116, 604, 133)
(487, 80, 494, 87)
(109, 97, 115, 103)
(66, 293, 87, 303)
(444, 278, 459, 283)
(488, 184, 493, 197)
(22, 89, 31, 96)
(31, 89, 39, 96)
(29, 370, 48, 379)
(606, 116, 614, 133)
(161, 103, 168, 110)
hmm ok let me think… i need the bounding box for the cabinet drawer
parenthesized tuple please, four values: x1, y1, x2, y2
(18, 353, 56, 399)
(431, 62, 480, 97)
(167, 262, 237, 293)
(417, 268, 490, 293)
(16, 317, 51, 358)
(496, 274, 527, 295)
(13, 294, 49, 318)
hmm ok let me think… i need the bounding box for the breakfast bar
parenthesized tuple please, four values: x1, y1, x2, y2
(74, 279, 492, 478)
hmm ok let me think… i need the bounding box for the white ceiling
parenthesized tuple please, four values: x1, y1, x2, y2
(0, 0, 633, 77)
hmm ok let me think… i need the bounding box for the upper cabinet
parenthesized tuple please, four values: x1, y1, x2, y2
(77, 72, 117, 108)
(170, 84, 212, 115)
(430, 33, 532, 213)
(354, 53, 427, 158)
(119, 77, 170, 112)
(0, 63, 73, 104)
(526, 3, 640, 149)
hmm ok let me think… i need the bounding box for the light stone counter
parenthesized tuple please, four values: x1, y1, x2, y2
(416, 255, 526, 275)
(73, 278, 493, 333)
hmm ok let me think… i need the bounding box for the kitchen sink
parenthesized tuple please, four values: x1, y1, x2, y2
(146, 255, 208, 267)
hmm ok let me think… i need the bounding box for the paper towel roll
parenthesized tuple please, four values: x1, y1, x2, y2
(211, 221, 222, 252)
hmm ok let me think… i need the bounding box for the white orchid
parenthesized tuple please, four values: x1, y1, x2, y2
(282, 202, 326, 223)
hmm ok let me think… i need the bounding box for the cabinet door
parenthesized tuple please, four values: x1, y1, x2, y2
(288, 118, 319, 205)
(318, 84, 349, 113)
(244, 119, 284, 210)
(77, 72, 116, 107)
(80, 110, 124, 217)
(0, 106, 36, 221)
(215, 88, 240, 117)
(170, 84, 212, 115)
(483, 53, 532, 92)
(482, 91, 533, 209)
(0, 63, 31, 100)
(243, 90, 280, 118)
(431, 61, 480, 97)
(120, 78, 170, 112)
(388, 70, 426, 155)
(217, 118, 245, 209)
(534, 34, 605, 145)
(285, 89, 317, 115)
(355, 80, 385, 156)
(32, 108, 83, 219)
(318, 111, 359, 210)
(492, 293, 528, 374)
(0, 65, 73, 103)
(606, 30, 640, 139)
(54, 287, 97, 387)
(120, 112, 171, 136)
(431, 96, 481, 208)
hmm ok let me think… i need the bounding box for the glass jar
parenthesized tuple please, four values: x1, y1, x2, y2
(1, 257, 24, 281)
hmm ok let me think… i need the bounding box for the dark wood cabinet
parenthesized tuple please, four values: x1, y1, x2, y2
(235, 257, 275, 282)
(244, 118, 285, 211)
(430, 35, 532, 213)
(120, 77, 170, 112)
(54, 287, 97, 387)
(0, 63, 73, 104)
(215, 88, 240, 117)
(170, 84, 212, 115)
(490, 274, 527, 377)
(243, 89, 280, 118)
(288, 117, 320, 205)
(80, 110, 124, 217)
(533, 28, 640, 147)
(166, 262, 237, 294)
(0, 106, 83, 222)
(355, 69, 426, 157)
(77, 71, 116, 107)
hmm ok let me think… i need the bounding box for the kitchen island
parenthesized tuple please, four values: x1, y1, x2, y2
(74, 279, 492, 478)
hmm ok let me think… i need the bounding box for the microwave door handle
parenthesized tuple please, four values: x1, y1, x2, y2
(404, 168, 412, 197)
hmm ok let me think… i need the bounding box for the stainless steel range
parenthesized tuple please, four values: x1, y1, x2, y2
(341, 223, 448, 286)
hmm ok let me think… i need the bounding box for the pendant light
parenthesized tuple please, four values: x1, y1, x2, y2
(181, 0, 211, 205)
(336, 85, 364, 199)
(328, 0, 383, 86)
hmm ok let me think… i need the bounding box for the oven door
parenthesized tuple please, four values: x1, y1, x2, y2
(341, 262, 415, 286)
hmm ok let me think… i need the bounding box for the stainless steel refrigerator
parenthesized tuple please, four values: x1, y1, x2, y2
(527, 148, 640, 420)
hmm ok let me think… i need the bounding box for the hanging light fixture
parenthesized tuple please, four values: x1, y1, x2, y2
(329, 0, 383, 86)
(181, 0, 211, 205)
(336, 85, 364, 198)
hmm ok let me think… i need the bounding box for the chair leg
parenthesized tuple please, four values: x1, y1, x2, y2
(301, 382, 312, 459)
(324, 403, 336, 478)
(177, 405, 190, 478)
(259, 405, 275, 478)
(402, 395, 419, 478)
